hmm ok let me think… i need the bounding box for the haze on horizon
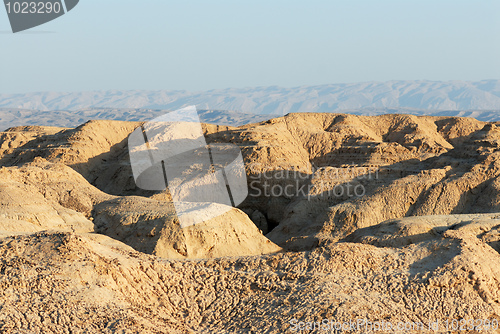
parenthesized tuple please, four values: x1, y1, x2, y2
(1, 0, 499, 94)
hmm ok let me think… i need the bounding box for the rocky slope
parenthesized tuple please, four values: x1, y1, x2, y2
(1, 113, 500, 332)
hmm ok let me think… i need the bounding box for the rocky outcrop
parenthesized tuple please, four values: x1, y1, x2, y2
(0, 161, 97, 236)
(92, 197, 281, 259)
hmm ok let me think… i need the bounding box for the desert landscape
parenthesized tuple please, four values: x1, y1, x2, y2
(1, 112, 500, 333)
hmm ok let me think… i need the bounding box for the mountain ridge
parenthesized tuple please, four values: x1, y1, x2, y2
(1, 80, 500, 114)
(1, 107, 499, 131)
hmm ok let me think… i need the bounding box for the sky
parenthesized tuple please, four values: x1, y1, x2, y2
(0, 0, 499, 94)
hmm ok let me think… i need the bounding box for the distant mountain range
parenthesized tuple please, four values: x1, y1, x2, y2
(0, 108, 280, 130)
(0, 80, 499, 130)
(1, 80, 500, 114)
(0, 107, 499, 131)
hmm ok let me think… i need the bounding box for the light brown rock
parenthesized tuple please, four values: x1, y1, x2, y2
(93, 197, 281, 259)
(0, 114, 500, 333)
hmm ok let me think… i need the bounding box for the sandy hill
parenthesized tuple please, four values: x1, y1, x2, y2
(1, 113, 500, 332)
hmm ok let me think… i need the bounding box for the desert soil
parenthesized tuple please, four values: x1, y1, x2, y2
(0, 113, 500, 333)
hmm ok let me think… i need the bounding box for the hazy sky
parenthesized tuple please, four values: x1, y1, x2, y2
(1, 0, 499, 94)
